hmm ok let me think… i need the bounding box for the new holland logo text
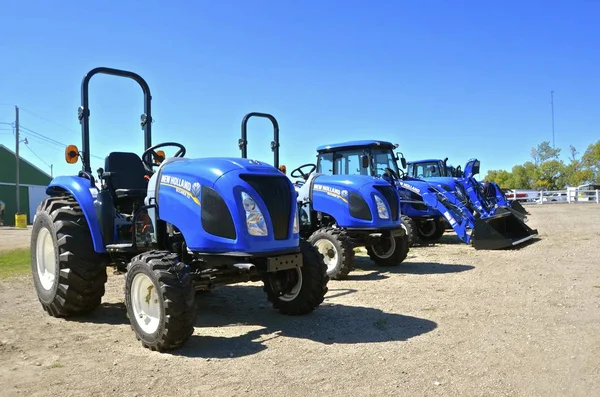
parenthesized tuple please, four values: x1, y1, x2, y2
(160, 175, 201, 205)
(313, 184, 349, 203)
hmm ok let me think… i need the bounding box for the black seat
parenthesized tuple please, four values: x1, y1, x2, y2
(104, 152, 149, 199)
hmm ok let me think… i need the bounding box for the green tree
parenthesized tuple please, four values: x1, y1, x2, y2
(582, 140, 600, 183)
(483, 169, 512, 187)
(531, 141, 561, 166)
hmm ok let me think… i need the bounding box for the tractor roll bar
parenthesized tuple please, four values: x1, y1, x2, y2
(78, 67, 153, 173)
(239, 112, 280, 168)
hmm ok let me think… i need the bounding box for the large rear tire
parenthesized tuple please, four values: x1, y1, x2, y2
(125, 251, 196, 352)
(401, 215, 417, 247)
(30, 196, 107, 317)
(263, 240, 329, 315)
(307, 227, 354, 280)
(366, 232, 409, 266)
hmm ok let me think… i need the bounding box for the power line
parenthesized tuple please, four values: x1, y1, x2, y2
(19, 107, 79, 134)
(18, 124, 104, 160)
(24, 143, 52, 168)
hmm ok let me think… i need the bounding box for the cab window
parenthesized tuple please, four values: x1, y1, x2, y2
(316, 153, 334, 175)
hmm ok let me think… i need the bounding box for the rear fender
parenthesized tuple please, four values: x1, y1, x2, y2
(46, 176, 106, 253)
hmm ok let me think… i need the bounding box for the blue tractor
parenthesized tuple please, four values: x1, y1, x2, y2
(405, 157, 530, 221)
(286, 147, 408, 280)
(239, 115, 408, 280)
(29, 67, 329, 352)
(307, 140, 538, 250)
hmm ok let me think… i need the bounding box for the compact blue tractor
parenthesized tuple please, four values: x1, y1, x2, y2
(311, 140, 538, 250)
(286, 143, 409, 280)
(238, 115, 408, 280)
(29, 67, 328, 352)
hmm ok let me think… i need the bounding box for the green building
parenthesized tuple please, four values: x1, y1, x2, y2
(0, 144, 52, 226)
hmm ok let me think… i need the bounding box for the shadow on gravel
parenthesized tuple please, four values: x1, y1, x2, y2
(169, 285, 437, 359)
(348, 256, 474, 280)
(66, 302, 129, 325)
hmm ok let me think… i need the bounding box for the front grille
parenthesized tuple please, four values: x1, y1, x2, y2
(374, 185, 399, 220)
(240, 174, 291, 240)
(202, 186, 236, 239)
(349, 192, 372, 221)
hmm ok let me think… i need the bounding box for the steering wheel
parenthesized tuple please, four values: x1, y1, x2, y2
(291, 163, 316, 181)
(382, 167, 403, 186)
(142, 142, 186, 170)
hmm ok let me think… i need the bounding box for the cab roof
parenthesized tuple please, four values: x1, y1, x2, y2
(316, 140, 396, 153)
(407, 159, 443, 165)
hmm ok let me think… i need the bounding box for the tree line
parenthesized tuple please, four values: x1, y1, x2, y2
(483, 140, 600, 190)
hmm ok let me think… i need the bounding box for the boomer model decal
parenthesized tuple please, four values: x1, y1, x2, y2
(313, 184, 349, 203)
(160, 175, 201, 206)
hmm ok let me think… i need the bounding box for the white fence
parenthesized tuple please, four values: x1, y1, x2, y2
(506, 189, 600, 205)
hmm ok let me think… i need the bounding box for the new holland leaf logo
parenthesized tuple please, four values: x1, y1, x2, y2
(191, 182, 201, 198)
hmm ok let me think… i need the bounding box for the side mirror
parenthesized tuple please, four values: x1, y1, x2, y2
(360, 154, 369, 169)
(65, 145, 80, 164)
(396, 152, 407, 169)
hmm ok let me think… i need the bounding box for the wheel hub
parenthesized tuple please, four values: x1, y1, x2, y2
(131, 273, 161, 334)
(314, 239, 339, 272)
(372, 236, 396, 259)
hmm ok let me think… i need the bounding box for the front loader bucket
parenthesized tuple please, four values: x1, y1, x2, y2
(507, 200, 529, 216)
(494, 205, 528, 222)
(472, 212, 538, 250)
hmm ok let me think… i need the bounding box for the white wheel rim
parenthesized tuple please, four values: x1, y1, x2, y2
(131, 273, 161, 334)
(278, 268, 303, 302)
(36, 227, 57, 291)
(372, 236, 396, 259)
(314, 239, 339, 273)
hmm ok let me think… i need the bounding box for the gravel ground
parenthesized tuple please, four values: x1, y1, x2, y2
(0, 226, 32, 251)
(1, 204, 599, 396)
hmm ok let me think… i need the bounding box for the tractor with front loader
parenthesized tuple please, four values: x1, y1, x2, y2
(405, 157, 530, 221)
(305, 140, 538, 250)
(30, 67, 329, 352)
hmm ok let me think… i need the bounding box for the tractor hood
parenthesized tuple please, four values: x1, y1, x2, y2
(161, 157, 282, 187)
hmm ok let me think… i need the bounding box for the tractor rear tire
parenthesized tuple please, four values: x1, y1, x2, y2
(125, 251, 196, 352)
(307, 227, 354, 280)
(401, 215, 417, 247)
(416, 217, 445, 243)
(30, 196, 107, 317)
(263, 240, 329, 315)
(366, 233, 410, 266)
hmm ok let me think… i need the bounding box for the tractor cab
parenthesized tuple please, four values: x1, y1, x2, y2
(406, 159, 454, 179)
(313, 140, 401, 179)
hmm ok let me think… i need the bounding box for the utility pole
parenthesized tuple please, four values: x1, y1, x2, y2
(50, 164, 53, 177)
(15, 106, 20, 214)
(550, 90, 555, 148)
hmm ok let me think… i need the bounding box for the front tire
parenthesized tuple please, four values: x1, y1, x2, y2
(307, 227, 354, 280)
(401, 215, 417, 247)
(124, 251, 196, 352)
(30, 196, 107, 317)
(416, 217, 445, 243)
(263, 240, 329, 315)
(366, 232, 409, 266)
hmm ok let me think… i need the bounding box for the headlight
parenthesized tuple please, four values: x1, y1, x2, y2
(293, 209, 300, 234)
(241, 192, 268, 236)
(374, 195, 389, 219)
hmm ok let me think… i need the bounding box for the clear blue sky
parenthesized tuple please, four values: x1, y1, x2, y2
(1, 0, 599, 179)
